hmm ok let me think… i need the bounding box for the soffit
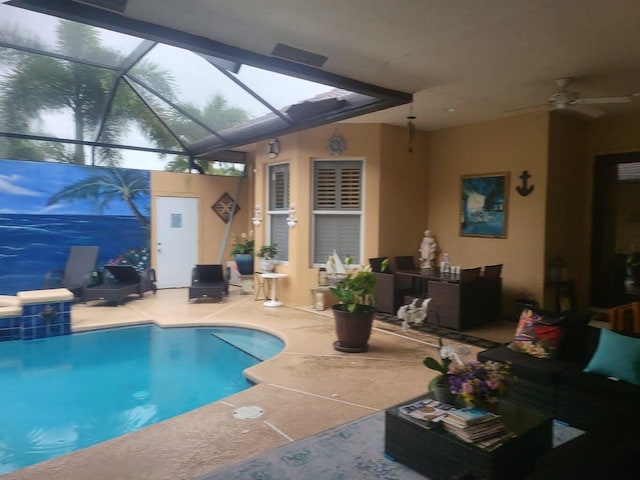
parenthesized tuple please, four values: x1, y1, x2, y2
(113, 0, 640, 130)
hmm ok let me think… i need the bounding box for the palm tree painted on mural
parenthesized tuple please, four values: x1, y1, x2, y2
(0, 20, 176, 165)
(47, 168, 151, 230)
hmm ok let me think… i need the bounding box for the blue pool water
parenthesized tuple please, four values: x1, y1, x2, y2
(0, 324, 284, 473)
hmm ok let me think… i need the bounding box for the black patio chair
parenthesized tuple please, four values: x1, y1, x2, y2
(188, 264, 228, 302)
(43, 245, 100, 299)
(83, 264, 156, 305)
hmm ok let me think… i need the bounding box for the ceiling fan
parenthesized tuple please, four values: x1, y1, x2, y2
(547, 77, 632, 117)
(511, 77, 633, 118)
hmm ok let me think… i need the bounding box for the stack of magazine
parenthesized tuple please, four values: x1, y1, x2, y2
(398, 398, 456, 424)
(398, 399, 516, 451)
(441, 406, 515, 450)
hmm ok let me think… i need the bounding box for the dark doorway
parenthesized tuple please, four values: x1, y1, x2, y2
(590, 152, 640, 308)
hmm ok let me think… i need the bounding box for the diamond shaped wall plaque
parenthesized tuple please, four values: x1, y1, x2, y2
(212, 193, 240, 223)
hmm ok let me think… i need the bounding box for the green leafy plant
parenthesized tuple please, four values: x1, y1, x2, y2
(423, 338, 471, 391)
(257, 244, 278, 259)
(329, 265, 377, 313)
(230, 232, 254, 255)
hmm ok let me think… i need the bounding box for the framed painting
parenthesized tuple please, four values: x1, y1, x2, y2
(460, 172, 509, 238)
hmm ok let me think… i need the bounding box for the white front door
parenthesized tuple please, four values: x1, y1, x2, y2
(155, 196, 198, 288)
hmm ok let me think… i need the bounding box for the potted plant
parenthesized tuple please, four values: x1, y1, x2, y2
(329, 265, 377, 353)
(257, 244, 278, 272)
(423, 339, 470, 404)
(230, 232, 255, 275)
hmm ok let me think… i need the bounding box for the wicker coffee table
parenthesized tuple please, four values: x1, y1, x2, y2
(385, 394, 552, 480)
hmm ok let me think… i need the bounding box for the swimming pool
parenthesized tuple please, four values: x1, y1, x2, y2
(0, 324, 284, 473)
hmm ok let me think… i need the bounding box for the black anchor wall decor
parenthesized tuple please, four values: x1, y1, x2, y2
(516, 170, 535, 196)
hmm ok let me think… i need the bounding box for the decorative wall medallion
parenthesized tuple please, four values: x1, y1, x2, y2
(211, 192, 239, 223)
(327, 133, 347, 156)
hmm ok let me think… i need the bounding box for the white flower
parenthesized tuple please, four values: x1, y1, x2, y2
(440, 344, 471, 365)
(440, 345, 456, 359)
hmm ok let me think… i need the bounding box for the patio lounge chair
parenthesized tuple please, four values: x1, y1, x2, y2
(43, 245, 99, 299)
(188, 264, 228, 302)
(83, 264, 157, 305)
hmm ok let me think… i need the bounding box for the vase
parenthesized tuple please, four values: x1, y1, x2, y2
(432, 384, 456, 405)
(235, 254, 254, 275)
(259, 258, 275, 273)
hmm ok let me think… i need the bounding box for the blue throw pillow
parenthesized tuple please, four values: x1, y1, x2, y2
(583, 329, 640, 385)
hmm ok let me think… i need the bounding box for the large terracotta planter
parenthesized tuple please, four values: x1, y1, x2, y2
(332, 304, 376, 353)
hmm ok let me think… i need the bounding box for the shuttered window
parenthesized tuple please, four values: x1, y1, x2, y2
(268, 163, 289, 260)
(312, 160, 362, 264)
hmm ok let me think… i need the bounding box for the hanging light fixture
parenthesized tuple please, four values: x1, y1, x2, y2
(407, 104, 416, 153)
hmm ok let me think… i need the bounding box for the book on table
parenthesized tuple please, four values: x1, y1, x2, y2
(445, 406, 499, 426)
(399, 398, 456, 424)
(442, 416, 505, 441)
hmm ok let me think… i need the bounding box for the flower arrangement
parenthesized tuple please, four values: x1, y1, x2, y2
(230, 232, 254, 255)
(423, 338, 471, 391)
(448, 360, 510, 406)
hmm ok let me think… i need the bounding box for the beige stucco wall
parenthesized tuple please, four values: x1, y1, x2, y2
(378, 124, 431, 259)
(147, 110, 640, 313)
(251, 123, 430, 307)
(428, 112, 550, 316)
(150, 169, 253, 267)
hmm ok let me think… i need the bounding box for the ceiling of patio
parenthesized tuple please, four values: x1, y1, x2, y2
(3, 0, 640, 162)
(0, 1, 409, 166)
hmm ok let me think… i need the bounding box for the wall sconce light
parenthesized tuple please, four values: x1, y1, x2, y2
(287, 203, 297, 227)
(267, 138, 280, 159)
(252, 204, 262, 227)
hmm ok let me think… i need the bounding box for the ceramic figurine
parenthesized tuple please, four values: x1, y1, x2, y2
(397, 297, 431, 326)
(419, 229, 437, 269)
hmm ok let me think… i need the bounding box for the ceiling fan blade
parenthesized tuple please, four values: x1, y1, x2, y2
(506, 103, 546, 114)
(574, 96, 632, 105)
(567, 104, 606, 118)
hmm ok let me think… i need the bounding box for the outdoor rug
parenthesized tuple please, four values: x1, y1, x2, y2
(375, 313, 502, 350)
(198, 411, 584, 480)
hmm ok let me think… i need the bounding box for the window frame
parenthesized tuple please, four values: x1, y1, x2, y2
(311, 158, 364, 267)
(267, 162, 290, 262)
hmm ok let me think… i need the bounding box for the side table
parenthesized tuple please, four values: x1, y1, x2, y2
(385, 394, 552, 480)
(254, 272, 267, 300)
(260, 272, 288, 307)
(310, 285, 331, 310)
(239, 274, 254, 295)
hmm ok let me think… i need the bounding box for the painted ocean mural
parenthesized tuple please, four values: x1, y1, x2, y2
(0, 159, 150, 295)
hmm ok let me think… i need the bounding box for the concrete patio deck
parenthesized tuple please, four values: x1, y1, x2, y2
(4, 287, 515, 480)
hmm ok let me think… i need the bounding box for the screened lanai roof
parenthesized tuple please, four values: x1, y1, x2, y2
(0, 1, 410, 174)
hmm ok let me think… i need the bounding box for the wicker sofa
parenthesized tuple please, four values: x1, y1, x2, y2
(477, 312, 640, 432)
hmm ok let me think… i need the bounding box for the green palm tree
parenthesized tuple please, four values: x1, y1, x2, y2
(47, 168, 151, 229)
(164, 94, 250, 174)
(0, 20, 177, 165)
